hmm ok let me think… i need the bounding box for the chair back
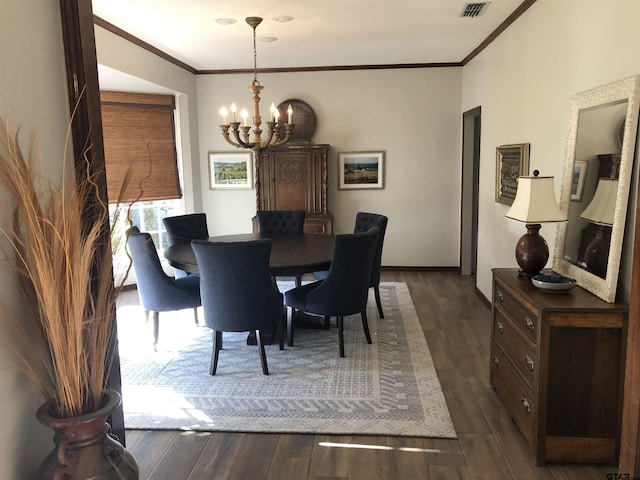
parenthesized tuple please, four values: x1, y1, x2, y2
(163, 213, 209, 245)
(256, 210, 305, 234)
(354, 212, 388, 287)
(192, 239, 283, 332)
(305, 227, 379, 316)
(126, 228, 199, 312)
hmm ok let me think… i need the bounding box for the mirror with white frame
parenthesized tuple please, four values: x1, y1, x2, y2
(553, 75, 640, 302)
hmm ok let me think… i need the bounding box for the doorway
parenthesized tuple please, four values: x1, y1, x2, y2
(460, 107, 481, 276)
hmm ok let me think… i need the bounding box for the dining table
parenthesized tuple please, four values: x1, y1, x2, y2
(164, 232, 335, 345)
(163, 232, 335, 277)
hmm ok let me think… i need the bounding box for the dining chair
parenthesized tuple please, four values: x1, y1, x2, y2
(126, 227, 201, 351)
(256, 209, 306, 234)
(315, 212, 388, 318)
(284, 227, 379, 357)
(256, 209, 306, 286)
(162, 213, 209, 278)
(192, 239, 285, 375)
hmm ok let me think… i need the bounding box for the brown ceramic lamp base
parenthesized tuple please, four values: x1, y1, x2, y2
(584, 225, 612, 279)
(514, 223, 549, 277)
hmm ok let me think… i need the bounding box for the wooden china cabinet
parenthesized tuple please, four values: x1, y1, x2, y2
(253, 143, 333, 234)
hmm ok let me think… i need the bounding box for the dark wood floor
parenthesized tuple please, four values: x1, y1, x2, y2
(122, 270, 616, 479)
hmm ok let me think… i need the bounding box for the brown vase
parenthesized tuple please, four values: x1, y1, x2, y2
(34, 388, 139, 480)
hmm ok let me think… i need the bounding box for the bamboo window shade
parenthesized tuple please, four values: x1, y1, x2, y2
(100, 91, 182, 203)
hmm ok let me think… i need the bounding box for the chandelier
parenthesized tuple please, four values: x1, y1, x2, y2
(219, 17, 294, 155)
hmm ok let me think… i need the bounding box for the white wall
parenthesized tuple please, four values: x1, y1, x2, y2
(462, 0, 640, 300)
(0, 0, 70, 477)
(197, 68, 463, 267)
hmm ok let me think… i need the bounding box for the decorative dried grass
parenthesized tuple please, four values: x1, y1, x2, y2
(0, 118, 128, 418)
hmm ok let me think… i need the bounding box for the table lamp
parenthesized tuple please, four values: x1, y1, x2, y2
(578, 177, 618, 277)
(505, 170, 566, 277)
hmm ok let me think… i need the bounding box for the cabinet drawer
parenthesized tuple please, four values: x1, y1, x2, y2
(493, 308, 537, 387)
(491, 344, 536, 445)
(494, 280, 538, 343)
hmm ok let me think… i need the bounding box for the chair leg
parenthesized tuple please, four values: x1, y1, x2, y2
(152, 311, 159, 351)
(295, 275, 302, 287)
(361, 309, 372, 344)
(256, 330, 269, 375)
(374, 285, 384, 319)
(287, 306, 295, 347)
(324, 315, 330, 330)
(277, 309, 285, 350)
(210, 330, 222, 375)
(338, 315, 345, 358)
(193, 307, 199, 326)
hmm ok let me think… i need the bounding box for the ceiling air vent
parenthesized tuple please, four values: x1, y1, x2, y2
(460, 2, 490, 18)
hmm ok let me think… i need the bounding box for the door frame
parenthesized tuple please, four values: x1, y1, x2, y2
(460, 106, 481, 276)
(59, 0, 126, 441)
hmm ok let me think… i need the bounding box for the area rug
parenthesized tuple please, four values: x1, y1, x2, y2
(118, 282, 456, 438)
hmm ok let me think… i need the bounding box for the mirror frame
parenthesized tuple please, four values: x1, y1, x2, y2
(553, 75, 640, 302)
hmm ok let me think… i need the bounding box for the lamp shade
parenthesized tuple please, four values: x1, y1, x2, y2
(578, 178, 618, 226)
(505, 175, 566, 224)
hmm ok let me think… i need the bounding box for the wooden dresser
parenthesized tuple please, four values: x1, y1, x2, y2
(253, 144, 333, 234)
(490, 268, 628, 465)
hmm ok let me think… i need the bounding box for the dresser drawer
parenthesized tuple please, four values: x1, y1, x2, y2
(494, 280, 538, 343)
(491, 344, 536, 445)
(493, 307, 537, 387)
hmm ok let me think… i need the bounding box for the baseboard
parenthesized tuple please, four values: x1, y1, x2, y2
(381, 266, 460, 272)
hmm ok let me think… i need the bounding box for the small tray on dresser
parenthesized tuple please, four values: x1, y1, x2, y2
(531, 274, 577, 293)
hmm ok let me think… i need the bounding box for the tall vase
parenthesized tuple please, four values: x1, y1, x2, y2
(35, 388, 139, 480)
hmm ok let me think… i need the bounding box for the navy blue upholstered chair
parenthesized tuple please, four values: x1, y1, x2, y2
(256, 210, 306, 234)
(314, 212, 388, 318)
(354, 212, 388, 318)
(126, 227, 201, 350)
(285, 227, 379, 357)
(192, 239, 284, 375)
(162, 213, 209, 278)
(256, 209, 306, 286)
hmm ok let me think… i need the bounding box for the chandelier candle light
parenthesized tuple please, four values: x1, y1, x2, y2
(219, 17, 294, 154)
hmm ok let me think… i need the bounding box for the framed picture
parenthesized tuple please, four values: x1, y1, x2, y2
(571, 159, 588, 201)
(495, 143, 530, 205)
(208, 152, 253, 189)
(338, 151, 384, 189)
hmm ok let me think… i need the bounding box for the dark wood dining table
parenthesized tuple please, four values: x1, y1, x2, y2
(163, 232, 335, 277)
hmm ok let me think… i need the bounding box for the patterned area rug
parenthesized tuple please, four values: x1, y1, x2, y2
(117, 282, 456, 438)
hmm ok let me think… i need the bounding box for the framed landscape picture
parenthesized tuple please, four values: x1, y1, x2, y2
(338, 151, 385, 189)
(571, 159, 588, 201)
(208, 152, 253, 189)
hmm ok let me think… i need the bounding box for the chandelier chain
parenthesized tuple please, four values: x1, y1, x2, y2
(252, 22, 259, 86)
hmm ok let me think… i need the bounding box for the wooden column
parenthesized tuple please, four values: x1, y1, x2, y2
(59, 0, 126, 443)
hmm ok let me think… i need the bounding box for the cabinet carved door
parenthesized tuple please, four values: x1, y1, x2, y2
(255, 144, 333, 234)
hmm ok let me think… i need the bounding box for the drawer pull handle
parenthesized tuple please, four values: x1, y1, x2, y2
(525, 355, 534, 371)
(521, 397, 531, 414)
(496, 290, 504, 302)
(493, 356, 500, 368)
(525, 317, 535, 332)
(496, 322, 504, 334)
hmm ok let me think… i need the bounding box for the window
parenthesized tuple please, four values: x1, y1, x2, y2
(101, 91, 185, 284)
(100, 91, 182, 203)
